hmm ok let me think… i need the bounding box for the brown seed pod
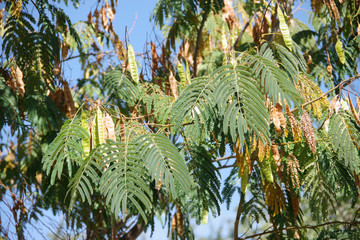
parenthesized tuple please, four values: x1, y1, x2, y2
(301, 110, 316, 154)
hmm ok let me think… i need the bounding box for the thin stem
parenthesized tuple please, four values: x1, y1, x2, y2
(233, 15, 254, 50)
(292, 74, 360, 113)
(213, 155, 236, 162)
(193, 11, 208, 77)
(238, 220, 360, 240)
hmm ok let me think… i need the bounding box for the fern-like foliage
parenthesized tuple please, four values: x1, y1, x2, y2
(303, 160, 336, 221)
(0, 77, 22, 130)
(103, 70, 140, 106)
(212, 65, 270, 145)
(185, 144, 221, 224)
(329, 113, 360, 172)
(246, 43, 304, 107)
(26, 94, 62, 135)
(171, 76, 216, 136)
(143, 91, 173, 125)
(42, 118, 89, 184)
(99, 139, 153, 222)
(67, 146, 102, 211)
(136, 133, 192, 198)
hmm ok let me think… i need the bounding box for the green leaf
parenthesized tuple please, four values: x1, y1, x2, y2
(99, 140, 152, 223)
(96, 107, 105, 145)
(67, 147, 102, 211)
(241, 163, 249, 193)
(43, 118, 89, 184)
(128, 43, 139, 84)
(278, 6, 292, 51)
(103, 70, 140, 106)
(335, 38, 345, 64)
(137, 133, 192, 198)
(261, 158, 273, 183)
(81, 111, 90, 158)
(178, 61, 187, 86)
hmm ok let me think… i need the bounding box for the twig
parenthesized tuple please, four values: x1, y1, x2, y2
(274, 138, 331, 146)
(234, 193, 245, 240)
(213, 155, 236, 162)
(217, 164, 236, 170)
(238, 220, 360, 240)
(233, 15, 254, 50)
(193, 12, 209, 77)
(291, 74, 360, 113)
(61, 50, 116, 62)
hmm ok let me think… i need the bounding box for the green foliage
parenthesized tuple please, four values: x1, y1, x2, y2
(329, 113, 360, 172)
(3, 0, 360, 239)
(0, 77, 22, 131)
(137, 133, 192, 198)
(43, 118, 88, 184)
(103, 70, 140, 106)
(99, 139, 153, 222)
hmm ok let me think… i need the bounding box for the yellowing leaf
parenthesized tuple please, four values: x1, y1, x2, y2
(81, 111, 91, 158)
(202, 209, 209, 224)
(128, 44, 139, 84)
(185, 60, 191, 84)
(277, 6, 292, 51)
(335, 39, 345, 64)
(96, 107, 105, 145)
(177, 61, 187, 86)
(241, 162, 249, 193)
(261, 157, 273, 183)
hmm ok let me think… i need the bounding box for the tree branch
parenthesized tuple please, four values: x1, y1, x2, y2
(291, 74, 360, 113)
(213, 155, 236, 162)
(238, 220, 360, 240)
(61, 50, 116, 62)
(234, 193, 245, 240)
(232, 15, 254, 50)
(193, 12, 208, 77)
(217, 164, 236, 170)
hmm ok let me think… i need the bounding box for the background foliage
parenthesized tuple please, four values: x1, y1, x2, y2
(1, 0, 360, 239)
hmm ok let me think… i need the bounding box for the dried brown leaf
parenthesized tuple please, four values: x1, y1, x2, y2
(311, 0, 323, 13)
(10, 66, 25, 97)
(63, 80, 76, 118)
(287, 155, 301, 189)
(169, 71, 178, 99)
(151, 42, 159, 79)
(62, 42, 69, 60)
(324, 0, 340, 22)
(10, 0, 22, 18)
(271, 142, 281, 167)
(301, 110, 316, 154)
(258, 139, 265, 162)
(105, 3, 115, 21)
(329, 95, 339, 116)
(286, 105, 302, 142)
(103, 114, 116, 141)
(289, 186, 300, 221)
(264, 182, 286, 216)
(222, 0, 239, 30)
(100, 5, 108, 31)
(171, 205, 184, 238)
(253, 13, 262, 46)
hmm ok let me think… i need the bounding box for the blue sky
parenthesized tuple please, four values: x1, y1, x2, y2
(0, 1, 315, 239)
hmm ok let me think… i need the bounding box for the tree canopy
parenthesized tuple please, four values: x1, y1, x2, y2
(1, 0, 360, 239)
